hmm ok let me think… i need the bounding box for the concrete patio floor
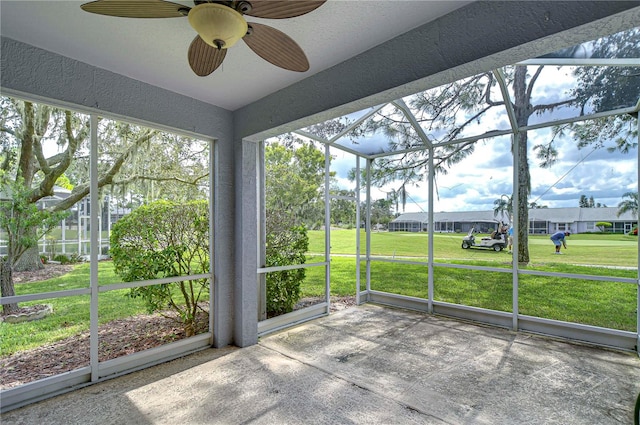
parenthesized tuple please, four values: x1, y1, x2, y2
(2, 304, 640, 424)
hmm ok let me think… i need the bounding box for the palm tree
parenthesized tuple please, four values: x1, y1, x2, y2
(617, 192, 638, 218)
(493, 195, 512, 223)
(528, 202, 548, 209)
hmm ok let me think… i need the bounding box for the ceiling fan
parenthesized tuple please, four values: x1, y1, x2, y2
(80, 0, 326, 76)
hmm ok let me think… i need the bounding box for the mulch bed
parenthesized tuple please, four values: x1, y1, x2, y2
(1, 265, 355, 390)
(12, 264, 75, 285)
(1, 265, 206, 390)
(0, 313, 197, 389)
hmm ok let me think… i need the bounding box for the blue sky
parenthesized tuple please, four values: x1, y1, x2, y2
(327, 67, 638, 213)
(330, 136, 636, 214)
(330, 128, 637, 214)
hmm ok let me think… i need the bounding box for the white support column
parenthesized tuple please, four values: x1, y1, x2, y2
(106, 193, 112, 249)
(97, 216, 102, 256)
(208, 139, 215, 339)
(257, 142, 266, 321)
(512, 133, 519, 332)
(365, 159, 372, 295)
(61, 218, 66, 254)
(89, 114, 99, 381)
(324, 144, 331, 311)
(355, 156, 361, 305)
(496, 68, 520, 332)
(427, 147, 434, 313)
(210, 132, 234, 348)
(636, 116, 639, 356)
(233, 139, 259, 347)
(40, 206, 46, 255)
(77, 203, 81, 256)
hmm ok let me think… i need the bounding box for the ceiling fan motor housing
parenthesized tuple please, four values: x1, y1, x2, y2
(188, 3, 248, 49)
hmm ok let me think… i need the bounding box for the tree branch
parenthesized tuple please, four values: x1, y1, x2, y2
(531, 98, 575, 113)
(526, 66, 544, 101)
(17, 103, 36, 188)
(30, 110, 84, 203)
(51, 129, 158, 211)
(31, 105, 53, 175)
(0, 126, 16, 137)
(484, 73, 504, 107)
(112, 173, 209, 186)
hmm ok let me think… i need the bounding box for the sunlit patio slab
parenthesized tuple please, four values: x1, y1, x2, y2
(2, 304, 639, 424)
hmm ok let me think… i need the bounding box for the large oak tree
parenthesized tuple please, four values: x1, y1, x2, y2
(353, 28, 639, 264)
(0, 98, 209, 314)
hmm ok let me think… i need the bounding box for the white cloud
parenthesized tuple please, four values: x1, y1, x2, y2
(314, 65, 638, 214)
(334, 122, 637, 214)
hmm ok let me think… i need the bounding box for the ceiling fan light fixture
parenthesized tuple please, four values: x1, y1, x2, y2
(188, 3, 247, 49)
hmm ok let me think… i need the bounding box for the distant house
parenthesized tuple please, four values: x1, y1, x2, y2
(389, 207, 637, 234)
(37, 188, 130, 229)
(388, 210, 501, 234)
(388, 213, 428, 233)
(35, 185, 72, 208)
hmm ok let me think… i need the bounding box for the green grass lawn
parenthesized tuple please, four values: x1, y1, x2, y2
(2, 230, 638, 356)
(304, 230, 638, 332)
(300, 256, 637, 332)
(1, 262, 209, 356)
(309, 230, 639, 267)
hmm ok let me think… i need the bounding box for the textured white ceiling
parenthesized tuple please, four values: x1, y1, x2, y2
(0, 0, 471, 111)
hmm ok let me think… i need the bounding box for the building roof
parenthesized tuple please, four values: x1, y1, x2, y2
(36, 185, 73, 204)
(392, 207, 636, 224)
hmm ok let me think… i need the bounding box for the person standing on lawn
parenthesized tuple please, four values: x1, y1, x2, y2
(550, 231, 570, 254)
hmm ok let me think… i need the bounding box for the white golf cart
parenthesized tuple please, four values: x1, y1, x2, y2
(461, 224, 507, 252)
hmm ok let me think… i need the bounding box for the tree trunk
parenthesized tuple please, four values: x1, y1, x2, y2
(516, 132, 531, 264)
(1, 257, 19, 314)
(13, 245, 44, 272)
(513, 65, 533, 265)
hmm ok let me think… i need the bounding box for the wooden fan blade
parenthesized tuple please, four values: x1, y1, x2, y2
(243, 0, 325, 19)
(188, 36, 227, 76)
(243, 23, 309, 72)
(80, 0, 188, 18)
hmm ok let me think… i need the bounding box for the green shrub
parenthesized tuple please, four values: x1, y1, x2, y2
(53, 254, 70, 264)
(110, 200, 209, 336)
(53, 253, 83, 264)
(68, 253, 83, 263)
(265, 211, 309, 316)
